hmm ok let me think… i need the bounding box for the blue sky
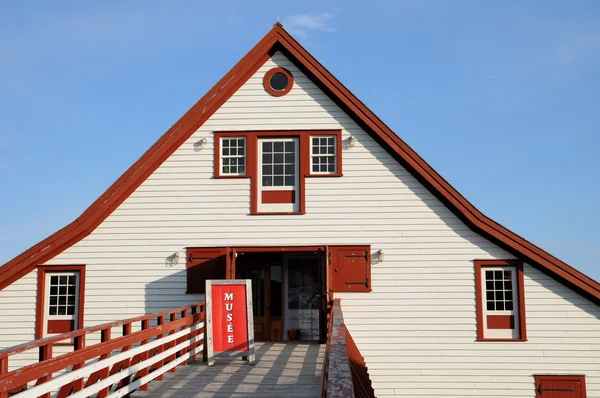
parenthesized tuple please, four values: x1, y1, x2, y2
(0, 1, 598, 281)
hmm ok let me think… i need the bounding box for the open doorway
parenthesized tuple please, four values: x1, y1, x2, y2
(234, 250, 324, 342)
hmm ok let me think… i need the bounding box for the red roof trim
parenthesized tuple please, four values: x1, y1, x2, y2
(1, 23, 599, 305)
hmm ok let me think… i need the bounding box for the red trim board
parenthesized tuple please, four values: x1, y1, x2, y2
(1, 23, 599, 309)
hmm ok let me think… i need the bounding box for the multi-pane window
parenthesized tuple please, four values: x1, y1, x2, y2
(485, 269, 514, 311)
(48, 273, 78, 316)
(221, 137, 246, 175)
(262, 140, 296, 187)
(476, 260, 525, 341)
(311, 136, 336, 174)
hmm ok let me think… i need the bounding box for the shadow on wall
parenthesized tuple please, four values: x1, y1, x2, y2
(144, 253, 204, 324)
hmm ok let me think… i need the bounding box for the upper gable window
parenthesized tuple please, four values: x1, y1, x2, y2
(220, 137, 246, 176)
(264, 67, 294, 97)
(213, 130, 342, 214)
(311, 136, 337, 174)
(475, 260, 527, 341)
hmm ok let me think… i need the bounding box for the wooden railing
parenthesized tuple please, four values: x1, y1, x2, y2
(320, 299, 375, 398)
(320, 299, 354, 398)
(0, 302, 205, 398)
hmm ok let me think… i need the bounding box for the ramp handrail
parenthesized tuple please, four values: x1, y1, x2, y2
(0, 302, 205, 398)
(320, 298, 354, 398)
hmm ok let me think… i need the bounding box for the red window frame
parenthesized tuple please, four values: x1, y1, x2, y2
(36, 265, 86, 340)
(263, 67, 294, 97)
(535, 375, 586, 398)
(213, 130, 342, 215)
(475, 259, 526, 341)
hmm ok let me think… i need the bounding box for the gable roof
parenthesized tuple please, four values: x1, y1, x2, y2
(1, 23, 599, 305)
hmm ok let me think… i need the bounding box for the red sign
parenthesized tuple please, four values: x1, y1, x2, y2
(211, 284, 249, 353)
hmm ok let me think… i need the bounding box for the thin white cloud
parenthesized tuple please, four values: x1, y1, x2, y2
(283, 12, 337, 38)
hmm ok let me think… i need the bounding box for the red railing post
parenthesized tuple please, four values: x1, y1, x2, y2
(120, 323, 133, 397)
(0, 356, 8, 398)
(179, 309, 188, 367)
(96, 327, 112, 398)
(190, 306, 198, 361)
(138, 319, 150, 391)
(73, 334, 86, 393)
(35, 343, 53, 398)
(167, 313, 177, 373)
(155, 316, 165, 381)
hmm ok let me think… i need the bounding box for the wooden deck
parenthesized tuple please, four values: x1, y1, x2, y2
(134, 342, 325, 398)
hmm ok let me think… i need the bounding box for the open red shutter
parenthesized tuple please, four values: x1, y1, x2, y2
(330, 246, 371, 292)
(186, 248, 228, 294)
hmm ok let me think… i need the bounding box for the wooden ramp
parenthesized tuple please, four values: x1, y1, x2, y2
(134, 342, 325, 398)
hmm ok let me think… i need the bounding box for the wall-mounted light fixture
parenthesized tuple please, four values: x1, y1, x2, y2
(377, 249, 385, 263)
(346, 136, 356, 149)
(193, 138, 208, 151)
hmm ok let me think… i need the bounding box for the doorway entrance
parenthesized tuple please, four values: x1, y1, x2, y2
(235, 250, 324, 342)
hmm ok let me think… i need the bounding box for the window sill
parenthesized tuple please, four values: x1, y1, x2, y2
(306, 173, 343, 178)
(477, 337, 528, 342)
(252, 212, 306, 216)
(213, 174, 249, 179)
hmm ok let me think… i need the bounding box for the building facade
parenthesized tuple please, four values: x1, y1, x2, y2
(0, 24, 598, 397)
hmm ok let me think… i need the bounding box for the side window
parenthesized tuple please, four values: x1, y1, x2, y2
(310, 135, 337, 174)
(37, 265, 85, 338)
(219, 137, 246, 176)
(475, 260, 526, 341)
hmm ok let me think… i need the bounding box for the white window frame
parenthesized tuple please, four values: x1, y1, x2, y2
(44, 271, 80, 336)
(481, 265, 520, 339)
(220, 137, 247, 176)
(257, 137, 299, 213)
(310, 135, 337, 175)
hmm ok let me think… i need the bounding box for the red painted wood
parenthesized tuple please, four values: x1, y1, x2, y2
(0, 304, 204, 395)
(486, 315, 515, 329)
(186, 248, 228, 294)
(47, 320, 74, 334)
(0, 303, 201, 360)
(35, 344, 52, 398)
(261, 190, 295, 204)
(0, 357, 8, 398)
(167, 313, 177, 373)
(330, 246, 371, 292)
(535, 375, 586, 398)
(345, 326, 375, 398)
(138, 319, 150, 391)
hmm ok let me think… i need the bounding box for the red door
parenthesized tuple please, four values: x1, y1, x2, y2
(536, 375, 586, 398)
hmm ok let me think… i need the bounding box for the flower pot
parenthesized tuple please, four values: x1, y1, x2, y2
(287, 329, 300, 340)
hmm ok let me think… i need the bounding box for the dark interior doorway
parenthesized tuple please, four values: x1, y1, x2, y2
(234, 250, 324, 342)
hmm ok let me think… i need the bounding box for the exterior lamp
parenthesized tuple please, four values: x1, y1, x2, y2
(347, 136, 356, 148)
(377, 250, 385, 263)
(194, 138, 208, 151)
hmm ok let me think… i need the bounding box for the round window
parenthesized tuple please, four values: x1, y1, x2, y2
(269, 72, 289, 91)
(263, 67, 293, 97)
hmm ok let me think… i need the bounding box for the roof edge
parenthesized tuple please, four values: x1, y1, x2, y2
(1, 25, 599, 307)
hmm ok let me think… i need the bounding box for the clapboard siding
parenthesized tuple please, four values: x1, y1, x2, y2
(0, 50, 598, 396)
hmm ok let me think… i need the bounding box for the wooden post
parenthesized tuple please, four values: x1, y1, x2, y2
(190, 307, 198, 361)
(167, 313, 177, 372)
(179, 310, 188, 367)
(139, 319, 150, 391)
(97, 328, 112, 398)
(155, 316, 165, 381)
(35, 344, 53, 398)
(0, 356, 8, 398)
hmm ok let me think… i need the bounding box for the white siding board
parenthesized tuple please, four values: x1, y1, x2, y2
(0, 51, 598, 395)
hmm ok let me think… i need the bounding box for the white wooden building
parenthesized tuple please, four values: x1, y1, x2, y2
(1, 24, 599, 397)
